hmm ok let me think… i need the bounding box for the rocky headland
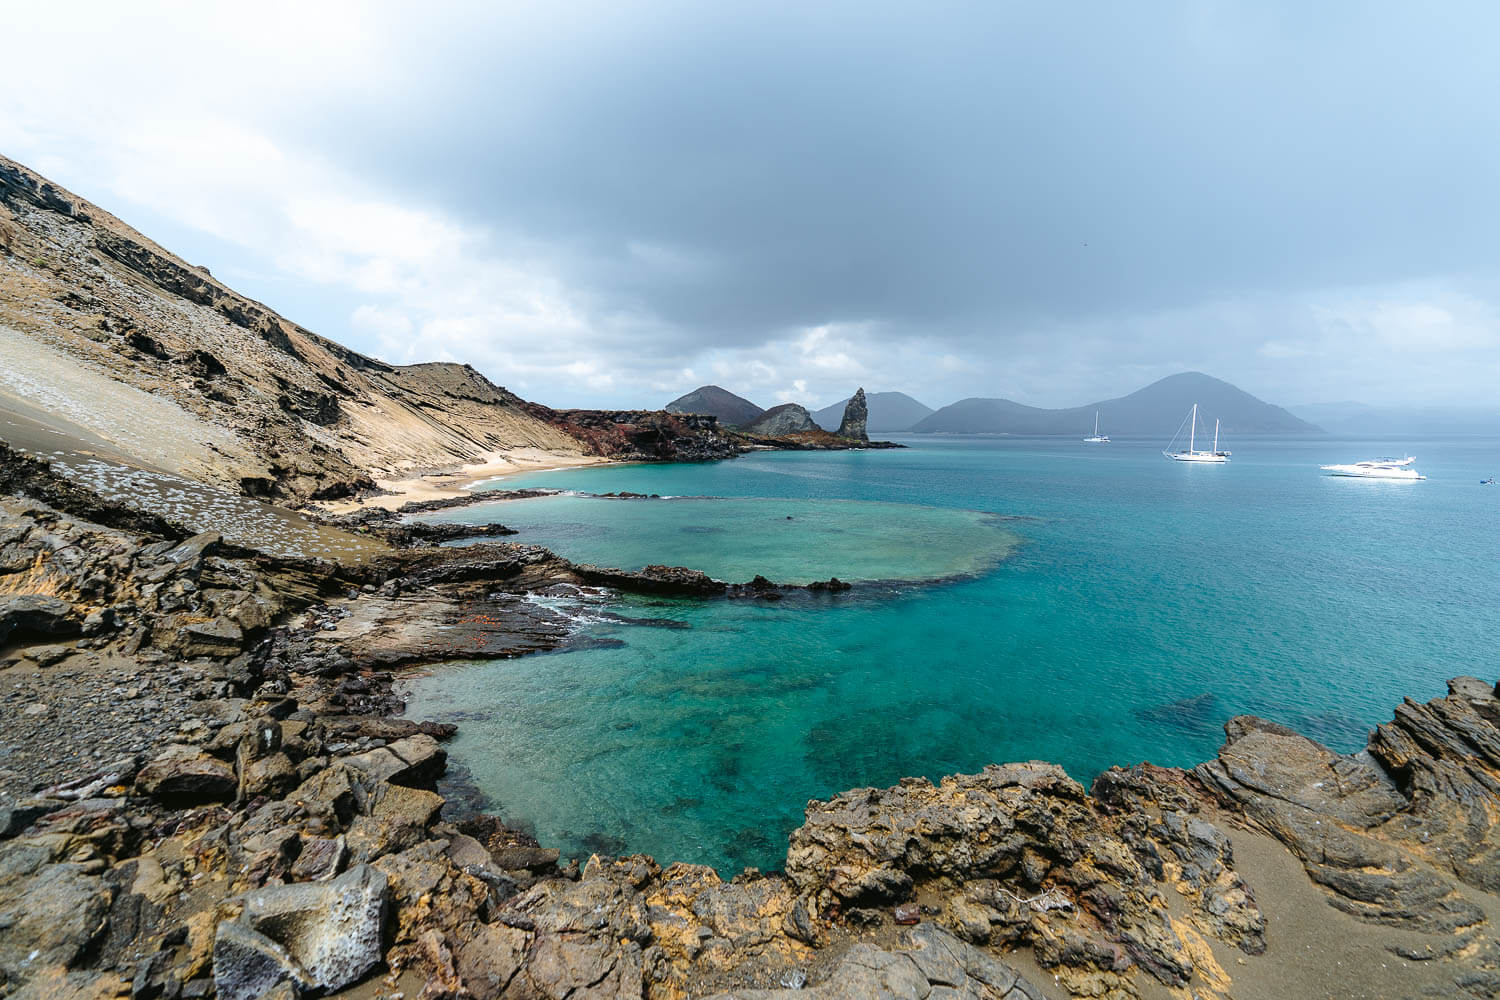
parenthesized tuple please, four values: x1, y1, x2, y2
(0, 155, 890, 517)
(0, 154, 1493, 1000)
(0, 434, 1498, 1000)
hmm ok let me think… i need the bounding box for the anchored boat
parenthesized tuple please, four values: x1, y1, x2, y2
(1163, 403, 1229, 463)
(1083, 410, 1110, 444)
(1321, 457, 1425, 480)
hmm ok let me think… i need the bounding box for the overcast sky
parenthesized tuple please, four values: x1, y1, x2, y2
(5, 2, 1499, 410)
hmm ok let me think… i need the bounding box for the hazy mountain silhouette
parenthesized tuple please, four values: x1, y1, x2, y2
(1292, 401, 1500, 437)
(912, 373, 1321, 436)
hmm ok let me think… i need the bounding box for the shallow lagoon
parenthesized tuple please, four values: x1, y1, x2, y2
(418, 493, 1018, 584)
(405, 435, 1500, 873)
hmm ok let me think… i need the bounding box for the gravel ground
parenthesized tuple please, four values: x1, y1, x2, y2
(0, 646, 215, 797)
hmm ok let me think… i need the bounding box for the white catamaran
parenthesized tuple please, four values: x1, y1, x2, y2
(1163, 403, 1229, 463)
(1083, 410, 1109, 443)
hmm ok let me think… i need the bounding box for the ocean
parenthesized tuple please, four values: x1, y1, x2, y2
(403, 434, 1500, 873)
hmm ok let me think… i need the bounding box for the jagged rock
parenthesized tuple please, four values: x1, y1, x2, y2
(288, 764, 364, 826)
(135, 746, 237, 805)
(785, 761, 1261, 992)
(212, 921, 313, 1000)
(493, 875, 652, 998)
(0, 594, 78, 643)
(572, 562, 727, 596)
(169, 617, 245, 658)
(0, 796, 60, 838)
(837, 387, 869, 441)
(346, 813, 426, 865)
(370, 782, 444, 828)
(241, 752, 299, 800)
(549, 408, 743, 462)
(745, 403, 818, 436)
(1195, 701, 1492, 934)
(787, 763, 1086, 903)
(343, 734, 446, 788)
(702, 923, 1045, 999)
(0, 855, 114, 980)
(325, 716, 459, 744)
(222, 863, 388, 994)
(162, 531, 222, 571)
(455, 922, 530, 999)
(289, 835, 347, 881)
(371, 840, 490, 950)
(491, 844, 561, 872)
(415, 928, 465, 998)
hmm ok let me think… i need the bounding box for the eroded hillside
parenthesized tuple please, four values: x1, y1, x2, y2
(0, 156, 594, 502)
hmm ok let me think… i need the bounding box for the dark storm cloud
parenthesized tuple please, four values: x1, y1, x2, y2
(292, 1, 1500, 350)
(9, 1, 1499, 408)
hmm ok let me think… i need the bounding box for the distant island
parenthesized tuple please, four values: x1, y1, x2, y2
(667, 386, 933, 434)
(665, 373, 1321, 437)
(911, 372, 1321, 436)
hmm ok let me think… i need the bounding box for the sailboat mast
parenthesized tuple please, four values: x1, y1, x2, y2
(1094, 410, 1099, 436)
(1189, 404, 1196, 453)
(1213, 419, 1219, 453)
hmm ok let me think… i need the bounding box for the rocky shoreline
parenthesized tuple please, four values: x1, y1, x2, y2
(3, 444, 1500, 1000)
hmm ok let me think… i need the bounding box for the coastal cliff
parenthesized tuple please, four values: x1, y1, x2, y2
(0, 157, 821, 507)
(0, 442, 1497, 1000)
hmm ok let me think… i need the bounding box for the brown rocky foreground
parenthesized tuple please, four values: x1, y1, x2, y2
(2, 444, 1499, 1000)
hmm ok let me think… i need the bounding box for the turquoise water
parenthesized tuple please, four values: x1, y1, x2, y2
(404, 436, 1500, 874)
(419, 494, 1019, 584)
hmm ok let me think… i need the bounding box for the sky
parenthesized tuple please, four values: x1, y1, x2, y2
(4, 1, 1499, 411)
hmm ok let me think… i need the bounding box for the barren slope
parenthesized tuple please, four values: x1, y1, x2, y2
(0, 155, 590, 501)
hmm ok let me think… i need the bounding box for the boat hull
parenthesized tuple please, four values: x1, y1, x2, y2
(1322, 467, 1425, 480)
(1165, 451, 1228, 463)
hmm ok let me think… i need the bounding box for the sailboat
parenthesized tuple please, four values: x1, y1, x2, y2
(1083, 410, 1110, 444)
(1163, 403, 1229, 463)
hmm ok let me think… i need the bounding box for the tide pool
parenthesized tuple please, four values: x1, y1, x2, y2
(403, 435, 1500, 874)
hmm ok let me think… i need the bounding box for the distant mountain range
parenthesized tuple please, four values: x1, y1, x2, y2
(811, 392, 934, 433)
(1291, 402, 1500, 437)
(664, 374, 1322, 436)
(911, 373, 1321, 436)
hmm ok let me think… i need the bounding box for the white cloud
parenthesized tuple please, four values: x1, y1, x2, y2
(3, 2, 1498, 410)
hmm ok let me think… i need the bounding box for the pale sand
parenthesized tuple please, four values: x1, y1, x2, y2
(317, 448, 615, 514)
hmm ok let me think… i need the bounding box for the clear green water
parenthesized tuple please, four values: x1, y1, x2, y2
(403, 436, 1500, 874)
(418, 494, 1018, 584)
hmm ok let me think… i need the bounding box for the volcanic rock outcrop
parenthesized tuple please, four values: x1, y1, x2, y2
(3, 155, 1497, 1000)
(2, 433, 1500, 999)
(837, 386, 869, 440)
(744, 403, 819, 436)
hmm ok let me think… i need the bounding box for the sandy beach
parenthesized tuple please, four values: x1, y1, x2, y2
(317, 446, 615, 514)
